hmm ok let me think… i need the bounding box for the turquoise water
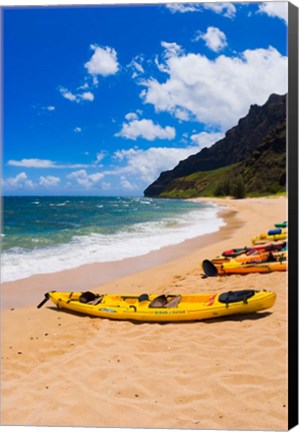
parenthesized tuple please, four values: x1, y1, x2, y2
(2, 196, 224, 282)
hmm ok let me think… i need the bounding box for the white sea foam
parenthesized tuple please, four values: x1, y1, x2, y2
(2, 204, 225, 282)
(49, 202, 68, 207)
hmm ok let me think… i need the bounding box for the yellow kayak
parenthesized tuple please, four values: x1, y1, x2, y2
(252, 231, 287, 245)
(38, 289, 276, 322)
(211, 250, 270, 265)
(202, 256, 287, 276)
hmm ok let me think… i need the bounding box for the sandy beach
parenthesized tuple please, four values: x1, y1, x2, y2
(1, 196, 288, 430)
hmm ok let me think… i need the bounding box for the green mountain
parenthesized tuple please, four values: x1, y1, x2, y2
(144, 94, 286, 198)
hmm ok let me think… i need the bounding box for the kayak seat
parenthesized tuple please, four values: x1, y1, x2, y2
(79, 291, 97, 303)
(149, 295, 168, 308)
(165, 295, 182, 308)
(79, 291, 103, 305)
(148, 295, 182, 308)
(86, 296, 104, 305)
(219, 290, 255, 304)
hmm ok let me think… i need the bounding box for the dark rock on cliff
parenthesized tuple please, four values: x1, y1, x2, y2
(144, 93, 286, 197)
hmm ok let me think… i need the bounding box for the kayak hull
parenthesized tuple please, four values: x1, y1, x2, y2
(275, 221, 287, 228)
(212, 250, 287, 265)
(202, 259, 287, 276)
(222, 241, 286, 257)
(212, 250, 271, 265)
(44, 290, 276, 322)
(252, 232, 287, 244)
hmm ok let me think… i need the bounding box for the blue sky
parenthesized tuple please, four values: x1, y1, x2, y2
(1, 1, 288, 196)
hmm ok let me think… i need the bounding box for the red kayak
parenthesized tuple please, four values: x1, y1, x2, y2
(222, 241, 286, 258)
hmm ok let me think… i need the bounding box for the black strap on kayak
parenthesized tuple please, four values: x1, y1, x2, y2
(66, 292, 74, 303)
(242, 291, 254, 304)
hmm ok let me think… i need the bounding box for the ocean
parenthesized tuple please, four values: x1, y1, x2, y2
(1, 196, 225, 282)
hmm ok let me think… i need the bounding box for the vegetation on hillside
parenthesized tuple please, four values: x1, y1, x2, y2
(159, 119, 286, 199)
(145, 94, 286, 199)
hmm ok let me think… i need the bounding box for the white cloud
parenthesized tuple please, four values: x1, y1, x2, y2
(113, 148, 138, 161)
(59, 44, 119, 104)
(120, 176, 137, 191)
(125, 112, 139, 121)
(8, 159, 56, 168)
(74, 127, 82, 133)
(174, 108, 190, 121)
(202, 3, 236, 18)
(190, 131, 224, 148)
(59, 87, 94, 103)
(132, 61, 144, 74)
(161, 41, 183, 59)
(5, 172, 35, 189)
(80, 92, 94, 101)
(196, 27, 227, 52)
(110, 129, 226, 188)
(111, 145, 201, 183)
(258, 2, 288, 24)
(39, 175, 61, 187)
(166, 2, 236, 18)
(46, 106, 55, 111)
(84, 44, 119, 77)
(128, 55, 145, 79)
(7, 158, 91, 169)
(154, 42, 184, 73)
(89, 172, 104, 183)
(78, 82, 89, 90)
(116, 118, 176, 141)
(141, 45, 287, 131)
(67, 169, 104, 189)
(95, 151, 106, 164)
(166, 3, 200, 13)
(59, 88, 77, 102)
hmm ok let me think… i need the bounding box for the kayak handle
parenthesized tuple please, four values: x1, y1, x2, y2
(37, 293, 50, 309)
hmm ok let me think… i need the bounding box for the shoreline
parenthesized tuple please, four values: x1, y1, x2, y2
(1, 203, 237, 310)
(1, 196, 288, 429)
(2, 197, 223, 286)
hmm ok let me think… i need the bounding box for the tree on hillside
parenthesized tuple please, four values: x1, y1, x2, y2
(214, 178, 231, 196)
(231, 176, 246, 199)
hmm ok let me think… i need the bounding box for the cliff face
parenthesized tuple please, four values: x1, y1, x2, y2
(144, 93, 286, 198)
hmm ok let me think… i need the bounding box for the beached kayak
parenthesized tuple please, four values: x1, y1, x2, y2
(212, 250, 270, 265)
(275, 221, 287, 228)
(37, 290, 276, 322)
(212, 249, 287, 265)
(202, 256, 287, 276)
(251, 231, 287, 245)
(222, 241, 286, 258)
